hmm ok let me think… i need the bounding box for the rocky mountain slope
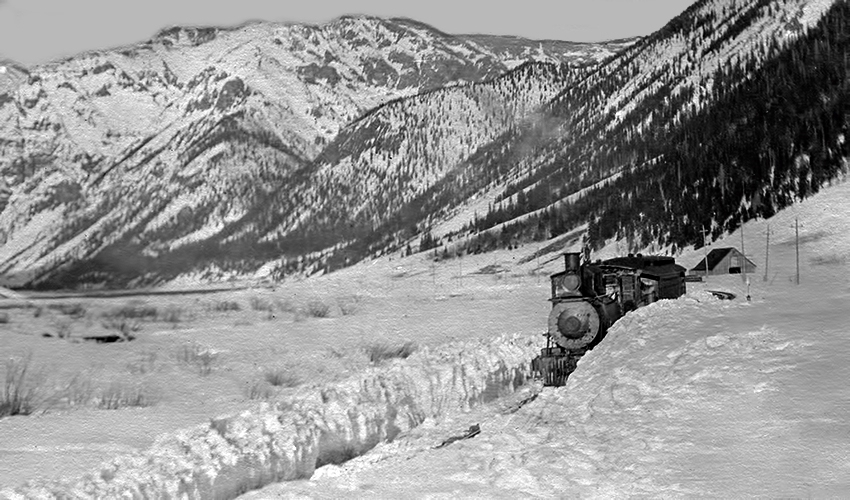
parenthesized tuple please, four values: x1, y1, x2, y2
(0, 16, 631, 287)
(451, 0, 848, 257)
(4, 0, 844, 289)
(0, 59, 28, 97)
(230, 0, 846, 278)
(268, 0, 845, 274)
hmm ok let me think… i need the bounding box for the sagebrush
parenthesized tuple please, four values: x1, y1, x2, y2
(176, 343, 218, 376)
(305, 298, 331, 318)
(263, 367, 301, 388)
(0, 354, 44, 418)
(98, 381, 158, 409)
(364, 341, 417, 364)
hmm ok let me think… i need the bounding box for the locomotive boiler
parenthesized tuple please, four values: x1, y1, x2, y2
(532, 251, 686, 386)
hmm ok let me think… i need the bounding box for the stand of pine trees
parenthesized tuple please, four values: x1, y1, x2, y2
(458, 0, 849, 257)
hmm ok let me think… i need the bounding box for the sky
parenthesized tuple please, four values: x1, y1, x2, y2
(0, 0, 698, 66)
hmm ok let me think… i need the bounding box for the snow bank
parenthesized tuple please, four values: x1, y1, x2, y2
(517, 288, 820, 497)
(1, 333, 540, 499)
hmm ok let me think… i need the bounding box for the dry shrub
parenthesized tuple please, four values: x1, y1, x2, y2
(175, 343, 218, 376)
(58, 372, 95, 408)
(305, 298, 331, 318)
(365, 341, 417, 364)
(0, 312, 9, 324)
(211, 300, 241, 312)
(336, 295, 362, 316)
(275, 298, 297, 314)
(106, 303, 158, 320)
(158, 306, 187, 324)
(249, 296, 274, 312)
(48, 303, 87, 319)
(246, 380, 276, 400)
(97, 381, 159, 409)
(101, 318, 141, 341)
(263, 367, 301, 388)
(0, 353, 45, 418)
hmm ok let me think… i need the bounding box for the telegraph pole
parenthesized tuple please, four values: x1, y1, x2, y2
(536, 247, 541, 284)
(702, 226, 709, 280)
(763, 224, 770, 282)
(740, 223, 747, 284)
(432, 259, 436, 297)
(458, 245, 463, 289)
(795, 217, 800, 285)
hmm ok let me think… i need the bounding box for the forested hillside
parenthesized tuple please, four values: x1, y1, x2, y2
(274, 0, 845, 275)
(2, 0, 844, 288)
(461, 0, 848, 257)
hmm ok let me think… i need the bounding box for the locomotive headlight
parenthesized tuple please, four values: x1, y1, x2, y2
(554, 273, 580, 296)
(562, 274, 580, 292)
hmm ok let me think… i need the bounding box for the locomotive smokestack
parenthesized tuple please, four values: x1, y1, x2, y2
(564, 252, 581, 273)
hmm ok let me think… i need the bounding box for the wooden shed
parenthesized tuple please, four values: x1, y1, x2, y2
(689, 247, 756, 276)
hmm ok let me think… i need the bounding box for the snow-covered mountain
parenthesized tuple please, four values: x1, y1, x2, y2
(2, 0, 846, 289)
(0, 59, 28, 215)
(251, 0, 847, 276)
(0, 59, 28, 97)
(250, 62, 585, 264)
(453, 32, 640, 67)
(0, 16, 632, 288)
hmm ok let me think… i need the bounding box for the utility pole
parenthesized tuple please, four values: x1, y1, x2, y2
(458, 245, 463, 289)
(795, 217, 800, 285)
(740, 223, 747, 283)
(536, 247, 541, 284)
(763, 224, 770, 282)
(432, 259, 436, 298)
(702, 226, 709, 281)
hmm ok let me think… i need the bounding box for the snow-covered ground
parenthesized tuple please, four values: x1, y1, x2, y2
(243, 180, 850, 498)
(2, 177, 849, 497)
(0, 248, 551, 493)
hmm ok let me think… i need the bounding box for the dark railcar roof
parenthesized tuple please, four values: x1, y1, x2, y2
(599, 255, 685, 280)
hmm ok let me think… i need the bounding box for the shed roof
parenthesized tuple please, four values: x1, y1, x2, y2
(690, 247, 755, 271)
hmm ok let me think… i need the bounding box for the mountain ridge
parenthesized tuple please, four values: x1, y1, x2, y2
(0, 15, 633, 288)
(3, 0, 845, 289)
(254, 0, 845, 276)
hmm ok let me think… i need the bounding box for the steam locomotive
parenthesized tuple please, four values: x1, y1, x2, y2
(532, 252, 687, 386)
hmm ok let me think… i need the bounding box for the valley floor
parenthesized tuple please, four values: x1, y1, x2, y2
(245, 274, 850, 499)
(243, 179, 850, 499)
(0, 252, 549, 489)
(2, 179, 849, 497)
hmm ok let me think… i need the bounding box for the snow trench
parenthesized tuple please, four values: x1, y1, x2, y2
(2, 333, 541, 499)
